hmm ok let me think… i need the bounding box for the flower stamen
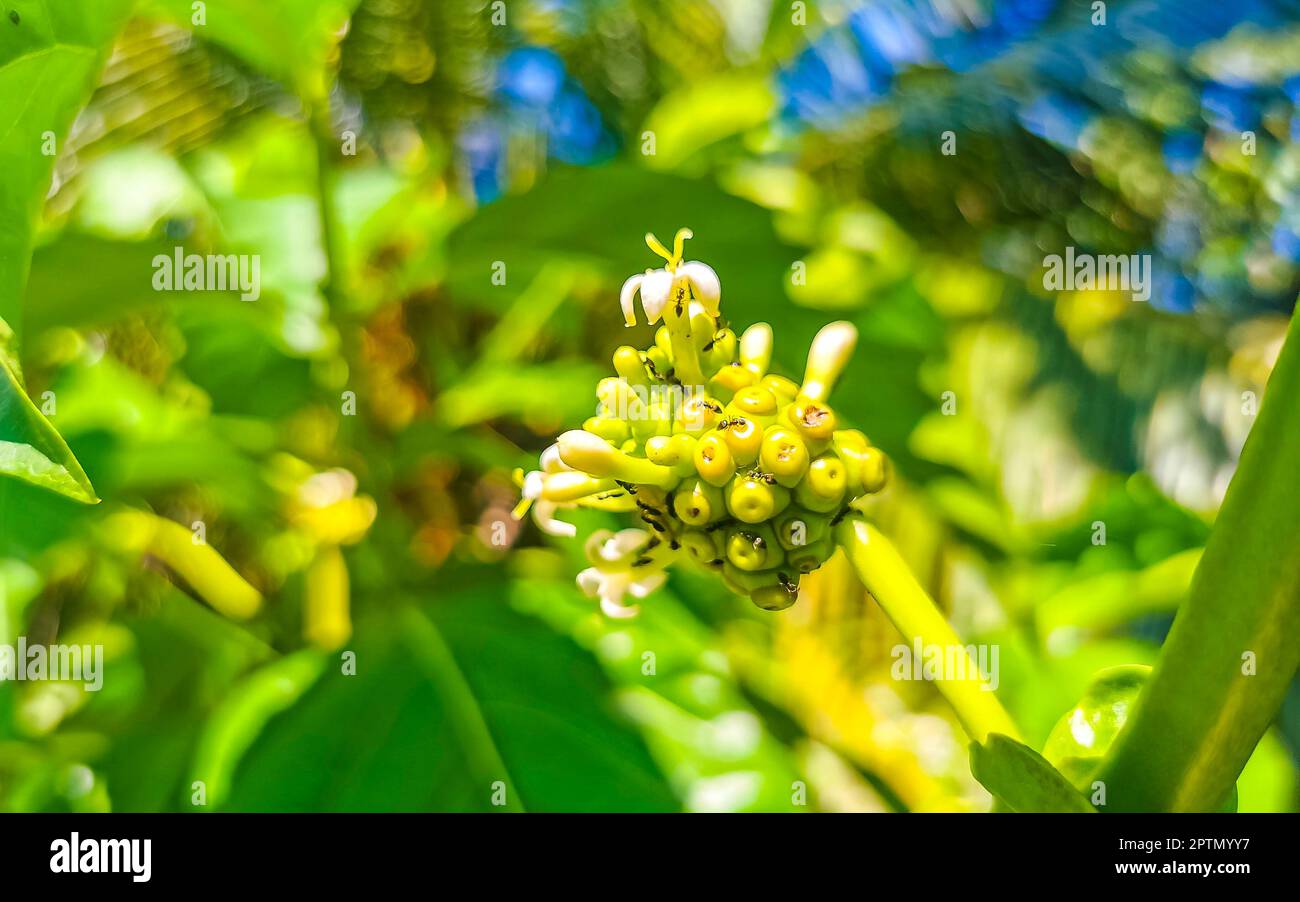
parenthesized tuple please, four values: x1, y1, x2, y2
(645, 232, 675, 267)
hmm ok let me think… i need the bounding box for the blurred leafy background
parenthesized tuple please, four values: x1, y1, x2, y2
(1, 0, 1298, 812)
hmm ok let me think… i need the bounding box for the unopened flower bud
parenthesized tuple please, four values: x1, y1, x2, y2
(557, 430, 678, 488)
(739, 322, 773, 377)
(800, 321, 857, 402)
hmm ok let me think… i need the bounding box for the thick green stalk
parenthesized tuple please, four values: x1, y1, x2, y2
(1095, 310, 1300, 811)
(834, 517, 1021, 744)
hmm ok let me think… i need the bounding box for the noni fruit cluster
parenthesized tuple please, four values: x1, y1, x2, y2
(516, 229, 888, 616)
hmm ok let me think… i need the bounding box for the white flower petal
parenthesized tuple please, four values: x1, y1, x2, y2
(584, 529, 615, 561)
(539, 443, 570, 474)
(627, 571, 666, 599)
(600, 597, 641, 619)
(639, 269, 674, 325)
(596, 537, 630, 563)
(610, 528, 650, 557)
(619, 273, 644, 327)
(532, 500, 576, 537)
(522, 470, 544, 500)
(577, 568, 602, 597)
(679, 261, 720, 315)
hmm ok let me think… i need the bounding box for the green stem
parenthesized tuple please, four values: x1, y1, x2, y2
(1095, 310, 1300, 812)
(308, 99, 347, 309)
(834, 516, 1021, 744)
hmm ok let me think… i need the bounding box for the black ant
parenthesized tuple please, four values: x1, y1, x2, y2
(746, 466, 778, 485)
(640, 514, 667, 533)
(778, 573, 799, 597)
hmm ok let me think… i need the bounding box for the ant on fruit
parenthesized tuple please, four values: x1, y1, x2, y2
(778, 573, 799, 597)
(746, 467, 778, 486)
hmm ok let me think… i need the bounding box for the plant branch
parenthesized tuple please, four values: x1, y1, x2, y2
(1094, 309, 1300, 811)
(834, 516, 1021, 744)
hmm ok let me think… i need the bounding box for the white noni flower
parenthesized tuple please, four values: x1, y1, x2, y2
(620, 228, 720, 327)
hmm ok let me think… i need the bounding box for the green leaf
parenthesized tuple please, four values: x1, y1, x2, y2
(24, 234, 180, 336)
(447, 164, 800, 323)
(189, 650, 329, 809)
(437, 361, 606, 430)
(143, 0, 359, 96)
(0, 0, 133, 341)
(969, 733, 1096, 813)
(1035, 550, 1201, 646)
(0, 348, 96, 502)
(642, 72, 776, 170)
(1096, 309, 1300, 811)
(220, 594, 677, 812)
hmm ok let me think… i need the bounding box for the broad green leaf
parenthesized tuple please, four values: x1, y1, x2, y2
(446, 164, 799, 324)
(969, 733, 1096, 813)
(0, 347, 96, 502)
(0, 0, 133, 340)
(221, 594, 678, 812)
(25, 234, 181, 336)
(1097, 309, 1300, 811)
